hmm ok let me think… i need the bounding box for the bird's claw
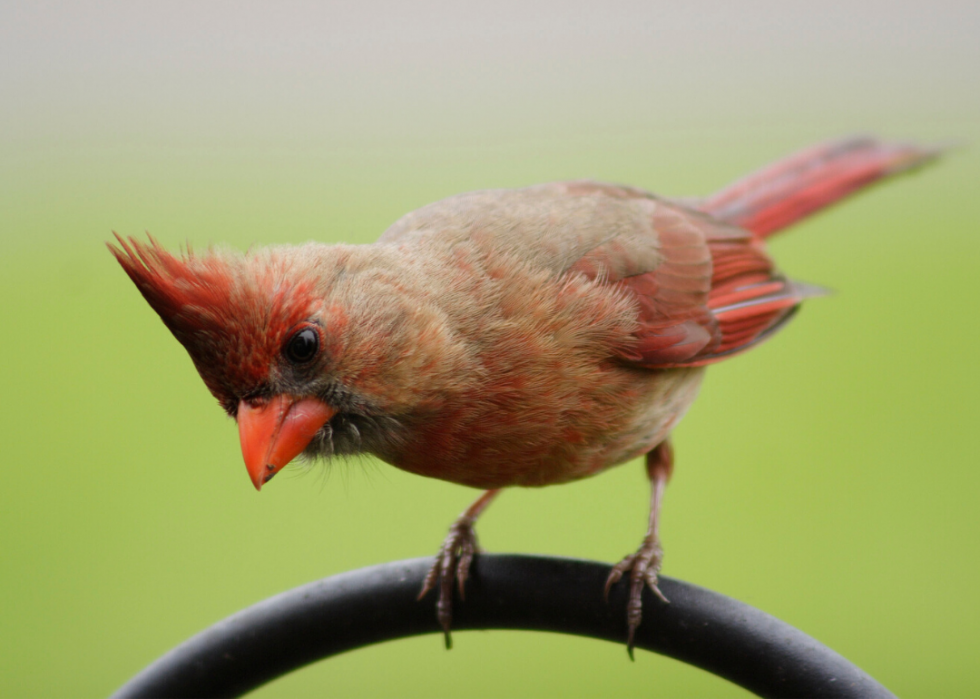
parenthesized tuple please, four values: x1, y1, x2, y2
(605, 536, 668, 658)
(418, 516, 480, 649)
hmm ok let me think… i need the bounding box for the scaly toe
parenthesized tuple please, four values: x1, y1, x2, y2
(604, 553, 637, 600)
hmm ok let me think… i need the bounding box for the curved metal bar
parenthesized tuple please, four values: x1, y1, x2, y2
(111, 555, 895, 699)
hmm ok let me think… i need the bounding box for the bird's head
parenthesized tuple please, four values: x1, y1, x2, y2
(108, 234, 343, 490)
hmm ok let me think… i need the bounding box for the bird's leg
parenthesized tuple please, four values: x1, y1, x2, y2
(419, 488, 501, 649)
(604, 441, 673, 659)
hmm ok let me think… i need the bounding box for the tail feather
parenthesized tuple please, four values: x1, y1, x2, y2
(701, 136, 942, 238)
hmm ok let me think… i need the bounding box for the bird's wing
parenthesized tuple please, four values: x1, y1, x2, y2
(377, 182, 660, 273)
(379, 180, 816, 367)
(555, 182, 818, 368)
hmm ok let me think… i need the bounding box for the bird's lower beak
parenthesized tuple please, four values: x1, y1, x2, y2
(237, 396, 336, 490)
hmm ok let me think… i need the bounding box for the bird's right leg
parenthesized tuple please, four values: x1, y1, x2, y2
(605, 441, 673, 658)
(419, 488, 501, 648)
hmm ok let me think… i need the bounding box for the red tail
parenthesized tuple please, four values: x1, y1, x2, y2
(701, 136, 940, 238)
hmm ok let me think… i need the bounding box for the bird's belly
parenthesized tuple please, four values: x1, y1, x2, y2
(388, 366, 705, 489)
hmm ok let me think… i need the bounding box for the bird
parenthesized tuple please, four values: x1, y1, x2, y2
(109, 136, 938, 655)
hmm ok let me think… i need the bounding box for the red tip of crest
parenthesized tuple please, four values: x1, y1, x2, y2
(108, 233, 236, 335)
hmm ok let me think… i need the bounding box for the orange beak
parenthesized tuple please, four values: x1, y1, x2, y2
(236, 396, 336, 490)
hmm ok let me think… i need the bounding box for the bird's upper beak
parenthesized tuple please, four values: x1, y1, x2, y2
(236, 395, 336, 490)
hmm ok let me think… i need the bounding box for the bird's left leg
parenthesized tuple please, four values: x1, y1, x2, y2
(419, 488, 501, 648)
(605, 440, 673, 658)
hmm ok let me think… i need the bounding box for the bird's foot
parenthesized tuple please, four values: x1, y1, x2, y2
(604, 534, 668, 659)
(418, 514, 481, 649)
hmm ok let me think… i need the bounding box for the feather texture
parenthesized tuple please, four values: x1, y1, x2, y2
(110, 137, 937, 490)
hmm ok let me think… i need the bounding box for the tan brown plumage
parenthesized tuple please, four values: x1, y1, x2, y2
(110, 136, 939, 652)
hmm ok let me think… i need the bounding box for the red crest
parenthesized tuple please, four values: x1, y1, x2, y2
(109, 234, 317, 403)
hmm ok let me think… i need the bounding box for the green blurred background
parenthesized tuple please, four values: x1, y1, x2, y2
(2, 2, 978, 697)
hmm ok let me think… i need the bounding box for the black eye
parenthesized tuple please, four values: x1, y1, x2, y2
(284, 327, 319, 364)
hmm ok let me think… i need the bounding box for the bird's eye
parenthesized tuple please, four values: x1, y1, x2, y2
(284, 327, 319, 364)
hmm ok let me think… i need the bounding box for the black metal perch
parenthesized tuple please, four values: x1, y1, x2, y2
(111, 554, 895, 699)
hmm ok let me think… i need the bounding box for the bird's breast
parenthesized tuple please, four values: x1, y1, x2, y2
(386, 365, 704, 489)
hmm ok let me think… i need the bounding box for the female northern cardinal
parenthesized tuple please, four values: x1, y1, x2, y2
(110, 136, 937, 654)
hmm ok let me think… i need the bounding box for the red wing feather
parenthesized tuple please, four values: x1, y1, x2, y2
(557, 182, 831, 369)
(641, 226, 819, 367)
(582, 202, 816, 368)
(583, 137, 936, 365)
(566, 201, 722, 366)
